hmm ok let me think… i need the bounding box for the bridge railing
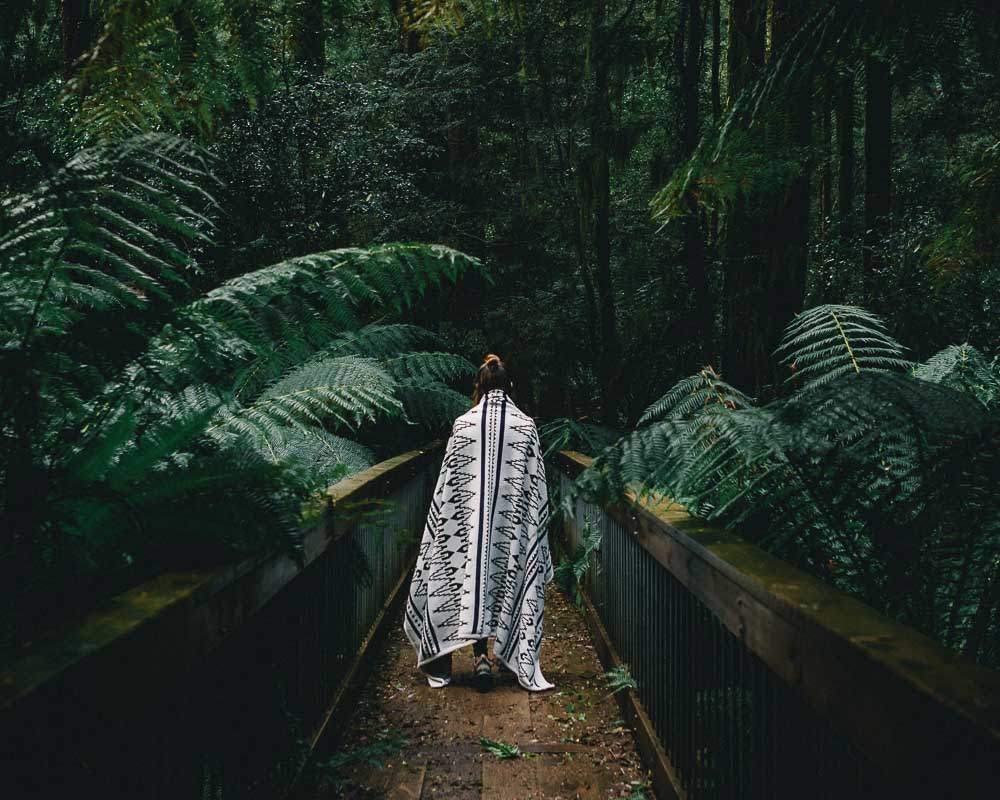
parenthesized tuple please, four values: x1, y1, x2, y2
(555, 450, 1000, 800)
(1, 445, 440, 800)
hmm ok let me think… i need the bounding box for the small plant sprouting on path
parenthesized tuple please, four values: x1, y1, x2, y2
(603, 664, 638, 696)
(480, 736, 522, 759)
(316, 733, 409, 773)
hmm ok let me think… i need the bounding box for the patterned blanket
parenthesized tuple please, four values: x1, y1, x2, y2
(403, 389, 555, 691)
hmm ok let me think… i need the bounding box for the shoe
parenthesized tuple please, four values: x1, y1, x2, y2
(424, 653, 452, 688)
(473, 654, 493, 691)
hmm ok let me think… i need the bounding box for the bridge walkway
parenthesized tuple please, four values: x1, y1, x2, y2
(305, 587, 650, 799)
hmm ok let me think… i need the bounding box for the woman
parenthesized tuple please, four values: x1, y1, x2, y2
(403, 354, 555, 692)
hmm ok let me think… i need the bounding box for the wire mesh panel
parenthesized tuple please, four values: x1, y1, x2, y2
(561, 471, 891, 800)
(3, 454, 437, 800)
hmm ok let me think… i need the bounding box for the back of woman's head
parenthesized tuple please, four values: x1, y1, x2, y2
(471, 353, 511, 405)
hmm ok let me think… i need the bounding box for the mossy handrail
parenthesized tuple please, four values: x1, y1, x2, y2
(556, 450, 1000, 797)
(0, 444, 440, 719)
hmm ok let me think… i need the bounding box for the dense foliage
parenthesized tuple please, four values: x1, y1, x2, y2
(2, 1, 998, 665)
(580, 306, 1000, 664)
(0, 130, 480, 644)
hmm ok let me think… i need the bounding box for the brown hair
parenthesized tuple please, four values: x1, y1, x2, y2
(471, 353, 512, 405)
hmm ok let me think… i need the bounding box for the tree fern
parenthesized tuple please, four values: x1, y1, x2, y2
(0, 133, 216, 343)
(145, 244, 482, 393)
(214, 356, 402, 441)
(0, 134, 483, 646)
(581, 306, 1000, 663)
(64, 0, 280, 141)
(325, 324, 441, 360)
(250, 427, 376, 489)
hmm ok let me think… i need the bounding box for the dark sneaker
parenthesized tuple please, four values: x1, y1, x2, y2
(473, 654, 493, 691)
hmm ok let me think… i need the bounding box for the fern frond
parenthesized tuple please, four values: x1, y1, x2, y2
(215, 356, 402, 439)
(538, 417, 620, 460)
(384, 352, 475, 383)
(146, 245, 482, 391)
(774, 305, 909, 390)
(395, 378, 471, 428)
(913, 344, 1000, 407)
(0, 133, 216, 346)
(325, 324, 441, 359)
(252, 426, 376, 487)
(639, 366, 755, 425)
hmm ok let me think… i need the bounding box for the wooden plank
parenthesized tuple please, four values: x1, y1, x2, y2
(519, 742, 590, 753)
(389, 762, 426, 800)
(555, 450, 1000, 794)
(481, 685, 537, 800)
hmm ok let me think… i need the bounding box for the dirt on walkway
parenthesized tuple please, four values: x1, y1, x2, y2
(300, 586, 652, 800)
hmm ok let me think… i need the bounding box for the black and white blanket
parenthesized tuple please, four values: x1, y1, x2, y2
(403, 389, 555, 691)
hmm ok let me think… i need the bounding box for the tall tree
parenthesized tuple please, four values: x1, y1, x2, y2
(721, 0, 766, 394)
(61, 0, 92, 78)
(590, 0, 618, 420)
(836, 65, 856, 236)
(388, 0, 423, 55)
(760, 0, 812, 392)
(863, 53, 892, 295)
(819, 84, 833, 236)
(290, 0, 326, 72)
(679, 0, 710, 356)
(711, 0, 722, 122)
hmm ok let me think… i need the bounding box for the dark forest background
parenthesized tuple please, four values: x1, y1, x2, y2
(2, 2, 999, 664)
(6, 1, 997, 417)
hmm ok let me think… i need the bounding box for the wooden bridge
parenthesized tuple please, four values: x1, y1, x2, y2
(2, 446, 999, 799)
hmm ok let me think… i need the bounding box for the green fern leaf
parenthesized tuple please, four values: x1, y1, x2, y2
(775, 305, 910, 389)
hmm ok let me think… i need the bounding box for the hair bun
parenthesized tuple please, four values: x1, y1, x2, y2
(483, 353, 502, 371)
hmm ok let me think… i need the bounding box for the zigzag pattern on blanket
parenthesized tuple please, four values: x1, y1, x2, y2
(403, 389, 555, 691)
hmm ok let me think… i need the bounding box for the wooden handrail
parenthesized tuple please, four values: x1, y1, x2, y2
(0, 444, 441, 716)
(555, 450, 1000, 787)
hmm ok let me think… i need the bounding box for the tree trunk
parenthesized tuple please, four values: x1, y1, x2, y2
(389, 0, 423, 55)
(680, 0, 711, 359)
(721, 0, 766, 394)
(61, 0, 92, 78)
(863, 54, 892, 297)
(291, 0, 326, 72)
(836, 66, 855, 236)
(173, 9, 198, 68)
(760, 0, 811, 396)
(711, 0, 722, 122)
(708, 0, 723, 247)
(591, 0, 618, 420)
(819, 83, 833, 237)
